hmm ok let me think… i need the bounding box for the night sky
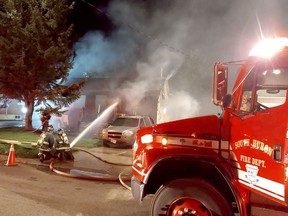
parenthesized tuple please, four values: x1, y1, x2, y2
(72, 0, 114, 39)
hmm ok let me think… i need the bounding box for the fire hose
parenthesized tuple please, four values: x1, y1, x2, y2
(49, 147, 132, 190)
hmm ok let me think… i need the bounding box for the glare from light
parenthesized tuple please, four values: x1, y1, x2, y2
(141, 134, 153, 144)
(123, 130, 134, 136)
(273, 69, 281, 75)
(161, 137, 168, 145)
(262, 70, 268, 75)
(249, 38, 288, 58)
(21, 107, 27, 113)
(133, 141, 138, 152)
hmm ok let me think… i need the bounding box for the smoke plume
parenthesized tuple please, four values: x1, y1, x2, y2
(71, 0, 288, 122)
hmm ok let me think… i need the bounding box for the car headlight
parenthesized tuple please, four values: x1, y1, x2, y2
(123, 130, 134, 136)
(101, 129, 108, 138)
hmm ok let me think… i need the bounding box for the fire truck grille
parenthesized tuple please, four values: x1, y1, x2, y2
(108, 132, 122, 139)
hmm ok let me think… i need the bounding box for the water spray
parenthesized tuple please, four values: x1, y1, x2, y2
(47, 101, 132, 187)
(70, 102, 118, 148)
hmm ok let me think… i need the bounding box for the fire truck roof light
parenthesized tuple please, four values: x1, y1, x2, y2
(249, 37, 288, 58)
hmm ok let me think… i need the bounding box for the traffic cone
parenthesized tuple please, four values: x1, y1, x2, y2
(5, 144, 17, 166)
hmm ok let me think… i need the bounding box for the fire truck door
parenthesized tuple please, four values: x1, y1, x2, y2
(230, 96, 287, 205)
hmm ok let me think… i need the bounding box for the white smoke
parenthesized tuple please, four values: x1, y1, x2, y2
(165, 91, 200, 122)
(70, 0, 288, 121)
(70, 29, 139, 78)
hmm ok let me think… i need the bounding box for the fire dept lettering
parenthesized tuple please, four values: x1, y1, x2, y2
(234, 139, 273, 156)
(240, 155, 251, 163)
(235, 139, 250, 149)
(240, 154, 266, 168)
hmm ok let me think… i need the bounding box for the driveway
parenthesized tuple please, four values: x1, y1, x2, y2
(0, 146, 152, 216)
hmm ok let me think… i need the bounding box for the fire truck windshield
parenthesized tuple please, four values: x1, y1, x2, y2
(238, 63, 288, 113)
(257, 68, 288, 87)
(255, 67, 288, 108)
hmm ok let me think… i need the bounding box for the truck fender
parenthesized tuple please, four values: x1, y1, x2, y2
(143, 154, 247, 216)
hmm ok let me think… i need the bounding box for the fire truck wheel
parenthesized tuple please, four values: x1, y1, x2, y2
(152, 178, 233, 216)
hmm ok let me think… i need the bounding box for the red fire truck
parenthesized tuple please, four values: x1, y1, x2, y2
(131, 38, 288, 216)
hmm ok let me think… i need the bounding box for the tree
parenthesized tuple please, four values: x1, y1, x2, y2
(0, 0, 85, 130)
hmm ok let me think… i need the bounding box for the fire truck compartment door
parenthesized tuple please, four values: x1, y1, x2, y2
(230, 105, 287, 204)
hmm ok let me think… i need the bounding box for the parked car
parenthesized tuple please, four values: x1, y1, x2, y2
(100, 115, 154, 148)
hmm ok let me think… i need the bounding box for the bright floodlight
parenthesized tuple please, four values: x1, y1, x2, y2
(21, 107, 27, 113)
(249, 38, 288, 58)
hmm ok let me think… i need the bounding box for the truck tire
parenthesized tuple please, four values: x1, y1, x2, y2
(152, 178, 233, 216)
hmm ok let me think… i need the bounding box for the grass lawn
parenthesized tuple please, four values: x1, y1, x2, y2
(0, 127, 103, 158)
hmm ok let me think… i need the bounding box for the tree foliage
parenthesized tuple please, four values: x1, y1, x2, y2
(0, 0, 85, 130)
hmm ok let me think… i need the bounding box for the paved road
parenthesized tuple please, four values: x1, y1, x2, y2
(1, 124, 288, 215)
(0, 147, 152, 216)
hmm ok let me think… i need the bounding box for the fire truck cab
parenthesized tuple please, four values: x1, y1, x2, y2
(131, 38, 288, 216)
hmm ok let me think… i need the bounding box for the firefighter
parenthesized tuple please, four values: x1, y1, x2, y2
(56, 128, 74, 160)
(240, 93, 251, 112)
(37, 125, 55, 149)
(37, 130, 47, 147)
(37, 125, 56, 162)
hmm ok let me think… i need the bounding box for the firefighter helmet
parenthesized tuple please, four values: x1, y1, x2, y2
(57, 128, 64, 135)
(47, 125, 54, 132)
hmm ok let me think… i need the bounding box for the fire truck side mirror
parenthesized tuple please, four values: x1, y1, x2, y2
(213, 63, 228, 106)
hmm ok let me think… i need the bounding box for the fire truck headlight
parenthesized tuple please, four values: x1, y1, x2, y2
(285, 167, 288, 181)
(141, 134, 153, 144)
